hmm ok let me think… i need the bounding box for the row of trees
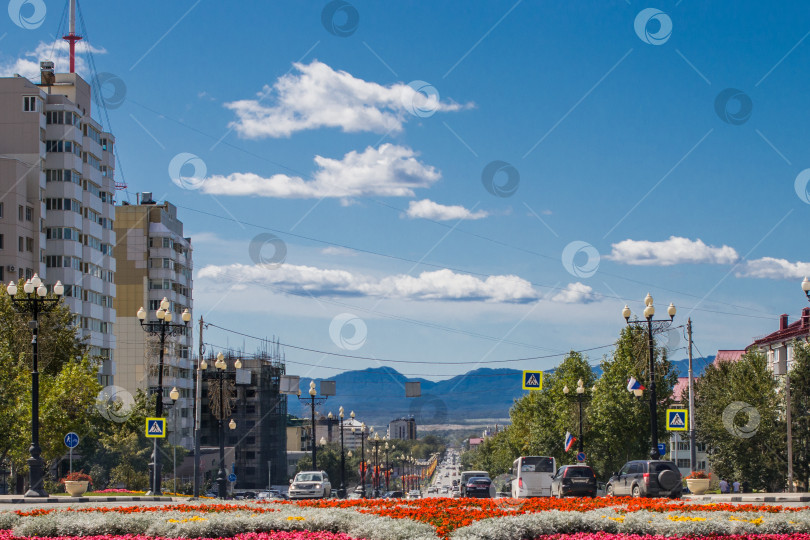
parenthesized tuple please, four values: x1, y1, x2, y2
(462, 325, 810, 492)
(0, 284, 186, 493)
(461, 325, 678, 481)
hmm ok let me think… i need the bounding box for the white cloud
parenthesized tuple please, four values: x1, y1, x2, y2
(197, 263, 537, 303)
(201, 144, 440, 199)
(0, 40, 106, 80)
(405, 199, 488, 221)
(607, 236, 739, 266)
(552, 282, 598, 304)
(321, 246, 357, 256)
(225, 60, 471, 138)
(736, 257, 810, 280)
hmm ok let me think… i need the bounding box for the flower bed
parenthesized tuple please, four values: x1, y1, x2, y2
(1, 497, 809, 540)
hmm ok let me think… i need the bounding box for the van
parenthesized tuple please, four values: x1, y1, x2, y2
(460, 470, 489, 497)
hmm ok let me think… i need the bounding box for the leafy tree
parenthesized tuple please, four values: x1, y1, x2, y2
(463, 351, 596, 477)
(791, 340, 810, 490)
(587, 324, 678, 479)
(693, 351, 784, 491)
(0, 283, 100, 489)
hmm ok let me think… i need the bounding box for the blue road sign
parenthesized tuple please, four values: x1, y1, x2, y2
(228, 473, 237, 483)
(145, 417, 166, 438)
(658, 443, 667, 456)
(666, 409, 688, 431)
(522, 370, 543, 391)
(64, 432, 79, 449)
(576, 452, 586, 462)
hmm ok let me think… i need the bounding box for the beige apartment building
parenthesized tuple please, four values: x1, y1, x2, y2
(0, 64, 117, 384)
(113, 194, 195, 448)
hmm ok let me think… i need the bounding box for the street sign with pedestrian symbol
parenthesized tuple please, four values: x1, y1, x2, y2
(145, 417, 166, 438)
(228, 473, 237, 483)
(666, 409, 688, 431)
(64, 432, 79, 448)
(522, 370, 543, 391)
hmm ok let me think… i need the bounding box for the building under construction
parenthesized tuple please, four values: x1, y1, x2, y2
(199, 342, 287, 490)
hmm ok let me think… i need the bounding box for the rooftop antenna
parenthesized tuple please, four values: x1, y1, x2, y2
(62, 0, 82, 73)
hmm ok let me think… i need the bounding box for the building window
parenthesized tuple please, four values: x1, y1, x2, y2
(18, 205, 23, 221)
(0, 202, 4, 218)
(23, 96, 38, 112)
(25, 207, 32, 221)
(18, 236, 23, 252)
(696, 442, 706, 452)
(677, 459, 690, 468)
(0, 234, 3, 250)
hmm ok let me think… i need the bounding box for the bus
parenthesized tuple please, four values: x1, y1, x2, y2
(511, 456, 556, 498)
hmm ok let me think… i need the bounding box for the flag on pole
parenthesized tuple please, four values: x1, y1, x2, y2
(564, 431, 576, 452)
(627, 376, 646, 392)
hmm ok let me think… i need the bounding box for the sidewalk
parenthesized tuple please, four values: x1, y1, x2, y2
(685, 492, 810, 503)
(0, 494, 174, 504)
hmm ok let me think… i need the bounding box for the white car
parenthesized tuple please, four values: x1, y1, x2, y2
(289, 471, 331, 499)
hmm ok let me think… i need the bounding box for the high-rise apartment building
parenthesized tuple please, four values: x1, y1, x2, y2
(113, 194, 194, 448)
(0, 64, 117, 384)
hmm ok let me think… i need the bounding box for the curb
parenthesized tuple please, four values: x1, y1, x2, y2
(0, 496, 174, 504)
(686, 494, 810, 503)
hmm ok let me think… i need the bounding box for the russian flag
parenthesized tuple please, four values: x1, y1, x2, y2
(564, 431, 576, 452)
(627, 376, 646, 392)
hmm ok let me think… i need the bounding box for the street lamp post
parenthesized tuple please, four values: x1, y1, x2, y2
(622, 294, 676, 460)
(563, 379, 594, 454)
(384, 441, 394, 493)
(370, 432, 382, 496)
(298, 381, 328, 470)
(6, 276, 64, 497)
(169, 386, 180, 494)
(137, 298, 191, 495)
(201, 352, 239, 498)
(338, 407, 346, 497)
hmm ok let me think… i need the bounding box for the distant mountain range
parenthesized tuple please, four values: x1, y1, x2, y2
(285, 357, 715, 428)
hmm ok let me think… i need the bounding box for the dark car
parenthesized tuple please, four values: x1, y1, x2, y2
(550, 465, 597, 498)
(606, 460, 682, 498)
(383, 490, 404, 499)
(465, 476, 492, 498)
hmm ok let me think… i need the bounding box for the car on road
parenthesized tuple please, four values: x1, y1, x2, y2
(460, 470, 489, 497)
(427, 486, 438, 494)
(441, 486, 450, 494)
(406, 489, 421, 500)
(550, 465, 597, 498)
(465, 476, 492, 498)
(289, 471, 332, 500)
(605, 460, 682, 498)
(383, 490, 404, 499)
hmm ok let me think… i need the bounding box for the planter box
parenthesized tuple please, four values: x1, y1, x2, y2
(64, 480, 89, 497)
(686, 478, 710, 495)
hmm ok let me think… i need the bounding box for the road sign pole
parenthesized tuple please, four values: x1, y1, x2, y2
(69, 447, 72, 474)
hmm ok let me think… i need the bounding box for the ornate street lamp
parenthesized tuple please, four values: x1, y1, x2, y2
(622, 294, 676, 460)
(562, 378, 594, 454)
(201, 352, 239, 498)
(338, 407, 346, 497)
(384, 441, 395, 493)
(7, 276, 63, 497)
(137, 298, 191, 495)
(298, 381, 328, 469)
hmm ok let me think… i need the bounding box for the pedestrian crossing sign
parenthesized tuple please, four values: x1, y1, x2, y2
(666, 409, 688, 431)
(522, 370, 543, 391)
(145, 417, 166, 438)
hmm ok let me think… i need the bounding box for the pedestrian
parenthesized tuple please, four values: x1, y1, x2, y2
(732, 480, 740, 493)
(742, 480, 750, 493)
(719, 478, 729, 493)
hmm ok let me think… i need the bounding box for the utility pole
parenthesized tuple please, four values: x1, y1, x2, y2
(687, 318, 696, 473)
(192, 316, 204, 498)
(787, 363, 794, 492)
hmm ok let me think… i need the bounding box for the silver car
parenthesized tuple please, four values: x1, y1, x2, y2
(289, 471, 331, 499)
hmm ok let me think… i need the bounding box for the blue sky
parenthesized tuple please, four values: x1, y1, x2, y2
(4, 0, 810, 381)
